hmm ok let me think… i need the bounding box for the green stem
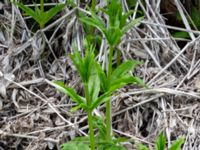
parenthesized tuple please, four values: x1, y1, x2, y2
(84, 83, 95, 150)
(40, 0, 44, 13)
(88, 111, 95, 150)
(108, 46, 114, 77)
(40, 0, 44, 28)
(91, 0, 96, 12)
(106, 46, 114, 140)
(117, 48, 121, 67)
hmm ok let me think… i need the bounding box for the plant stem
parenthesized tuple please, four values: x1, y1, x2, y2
(91, 0, 96, 12)
(40, 0, 44, 13)
(117, 49, 121, 67)
(84, 83, 95, 150)
(88, 110, 95, 150)
(106, 46, 114, 140)
(108, 46, 114, 77)
(40, 0, 44, 28)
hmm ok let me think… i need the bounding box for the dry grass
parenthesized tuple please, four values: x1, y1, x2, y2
(0, 0, 200, 149)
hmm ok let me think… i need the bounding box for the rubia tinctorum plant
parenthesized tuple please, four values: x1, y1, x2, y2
(79, 0, 144, 140)
(49, 0, 144, 149)
(12, 0, 66, 29)
(50, 42, 143, 150)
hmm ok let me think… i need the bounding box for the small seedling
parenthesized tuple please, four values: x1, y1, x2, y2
(12, 0, 66, 29)
(137, 133, 185, 150)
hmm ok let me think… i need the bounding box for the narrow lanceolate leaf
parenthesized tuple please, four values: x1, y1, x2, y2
(168, 137, 185, 150)
(88, 70, 100, 104)
(83, 46, 96, 82)
(51, 81, 86, 106)
(70, 48, 86, 82)
(90, 92, 110, 110)
(43, 4, 65, 25)
(104, 27, 122, 46)
(15, 2, 65, 28)
(109, 75, 144, 93)
(155, 133, 166, 150)
(110, 60, 141, 82)
(15, 2, 38, 21)
(95, 63, 108, 92)
(122, 17, 144, 34)
(120, 10, 134, 29)
(79, 13, 106, 35)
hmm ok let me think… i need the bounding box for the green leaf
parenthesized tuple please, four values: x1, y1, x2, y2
(61, 142, 90, 150)
(88, 68, 100, 103)
(70, 47, 87, 82)
(109, 75, 144, 92)
(83, 46, 96, 82)
(172, 31, 190, 39)
(126, 0, 137, 8)
(71, 45, 96, 83)
(43, 4, 65, 26)
(120, 10, 134, 29)
(104, 27, 122, 46)
(122, 17, 144, 34)
(168, 137, 185, 150)
(79, 12, 106, 35)
(93, 116, 107, 140)
(90, 92, 111, 110)
(15, 2, 38, 20)
(155, 133, 166, 150)
(70, 105, 82, 112)
(110, 60, 141, 82)
(191, 7, 200, 27)
(14, 2, 65, 28)
(51, 81, 87, 109)
(95, 62, 108, 92)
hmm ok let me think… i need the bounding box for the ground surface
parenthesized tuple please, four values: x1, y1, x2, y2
(0, 0, 200, 150)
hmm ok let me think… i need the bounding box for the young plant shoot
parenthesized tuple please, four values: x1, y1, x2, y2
(80, 0, 143, 140)
(50, 0, 144, 149)
(13, 0, 66, 29)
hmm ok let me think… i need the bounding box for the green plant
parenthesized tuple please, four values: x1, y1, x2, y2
(12, 0, 66, 28)
(79, 0, 143, 140)
(137, 133, 185, 150)
(49, 0, 144, 149)
(51, 42, 143, 150)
